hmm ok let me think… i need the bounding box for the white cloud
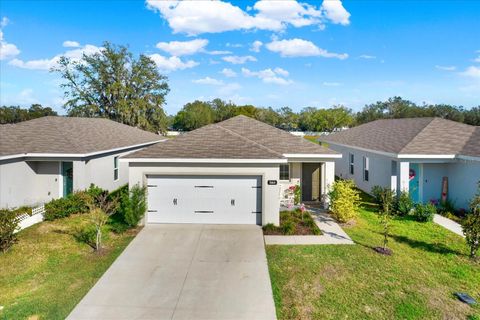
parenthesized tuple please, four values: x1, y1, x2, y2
(435, 65, 456, 71)
(323, 82, 342, 86)
(359, 54, 376, 59)
(222, 55, 257, 64)
(226, 43, 243, 48)
(1, 17, 9, 28)
(156, 38, 208, 56)
(266, 38, 348, 59)
(0, 18, 20, 60)
(474, 55, 480, 63)
(242, 67, 293, 85)
(206, 50, 232, 55)
(145, 0, 350, 35)
(250, 40, 263, 52)
(9, 44, 101, 70)
(218, 82, 242, 96)
(149, 53, 199, 72)
(63, 40, 80, 48)
(460, 66, 480, 79)
(220, 68, 237, 77)
(192, 76, 224, 85)
(321, 0, 350, 25)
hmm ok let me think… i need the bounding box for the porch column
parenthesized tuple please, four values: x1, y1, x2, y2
(73, 161, 87, 191)
(397, 161, 409, 194)
(323, 161, 335, 208)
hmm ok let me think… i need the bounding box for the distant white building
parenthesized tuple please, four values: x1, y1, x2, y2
(320, 118, 480, 210)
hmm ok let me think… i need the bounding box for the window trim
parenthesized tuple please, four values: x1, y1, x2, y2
(279, 163, 290, 181)
(114, 156, 119, 181)
(363, 156, 369, 181)
(349, 153, 354, 175)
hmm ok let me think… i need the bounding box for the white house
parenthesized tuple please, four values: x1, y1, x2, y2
(320, 118, 480, 210)
(122, 115, 340, 226)
(0, 116, 162, 208)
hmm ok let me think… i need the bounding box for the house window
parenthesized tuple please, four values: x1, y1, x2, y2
(349, 153, 354, 175)
(114, 156, 119, 181)
(279, 164, 290, 181)
(363, 156, 369, 181)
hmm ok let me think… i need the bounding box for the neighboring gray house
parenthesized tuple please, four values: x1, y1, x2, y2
(0, 116, 162, 209)
(123, 115, 340, 226)
(320, 118, 480, 210)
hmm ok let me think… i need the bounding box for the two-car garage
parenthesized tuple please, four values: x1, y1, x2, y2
(146, 175, 263, 225)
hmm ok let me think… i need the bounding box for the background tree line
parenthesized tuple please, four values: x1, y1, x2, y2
(1, 43, 478, 132)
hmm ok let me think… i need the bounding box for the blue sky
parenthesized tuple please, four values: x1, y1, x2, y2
(0, 0, 479, 115)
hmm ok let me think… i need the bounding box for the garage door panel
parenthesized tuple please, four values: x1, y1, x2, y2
(146, 175, 262, 225)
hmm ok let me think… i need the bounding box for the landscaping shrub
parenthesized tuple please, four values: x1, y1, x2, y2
(293, 185, 301, 205)
(281, 221, 296, 235)
(462, 207, 480, 259)
(44, 191, 92, 221)
(328, 179, 360, 223)
(413, 203, 436, 222)
(123, 184, 147, 227)
(395, 191, 414, 216)
(0, 209, 20, 253)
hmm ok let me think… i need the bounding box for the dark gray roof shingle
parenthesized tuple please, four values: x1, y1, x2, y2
(125, 115, 338, 159)
(320, 118, 480, 157)
(0, 116, 162, 157)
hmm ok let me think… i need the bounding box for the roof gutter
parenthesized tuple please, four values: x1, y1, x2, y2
(0, 140, 164, 161)
(283, 153, 342, 159)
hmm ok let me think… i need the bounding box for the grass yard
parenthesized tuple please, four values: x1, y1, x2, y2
(267, 201, 480, 319)
(0, 214, 139, 320)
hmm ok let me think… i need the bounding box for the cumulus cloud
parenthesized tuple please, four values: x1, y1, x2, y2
(242, 67, 293, 85)
(206, 50, 232, 55)
(9, 44, 101, 70)
(63, 40, 80, 48)
(148, 53, 199, 72)
(222, 55, 257, 64)
(0, 18, 20, 60)
(435, 65, 456, 71)
(192, 76, 224, 85)
(266, 38, 348, 59)
(460, 66, 480, 79)
(321, 0, 350, 25)
(145, 0, 351, 35)
(220, 68, 237, 77)
(156, 38, 208, 56)
(250, 40, 263, 52)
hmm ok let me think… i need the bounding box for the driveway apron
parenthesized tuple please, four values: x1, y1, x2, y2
(67, 224, 277, 320)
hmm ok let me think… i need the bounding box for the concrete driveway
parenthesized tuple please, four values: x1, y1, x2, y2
(68, 224, 277, 320)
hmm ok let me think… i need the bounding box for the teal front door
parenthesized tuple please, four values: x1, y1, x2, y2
(409, 163, 420, 203)
(62, 162, 73, 197)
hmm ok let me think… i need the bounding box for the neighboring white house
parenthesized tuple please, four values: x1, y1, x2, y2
(0, 116, 162, 209)
(320, 118, 480, 210)
(122, 115, 340, 226)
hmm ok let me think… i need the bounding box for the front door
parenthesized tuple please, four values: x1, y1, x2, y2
(62, 161, 73, 197)
(302, 163, 321, 202)
(409, 163, 420, 203)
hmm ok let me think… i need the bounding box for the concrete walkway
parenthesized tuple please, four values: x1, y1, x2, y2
(434, 214, 465, 237)
(68, 224, 276, 320)
(264, 208, 354, 245)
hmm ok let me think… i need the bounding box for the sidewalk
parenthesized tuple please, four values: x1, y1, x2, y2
(264, 208, 354, 245)
(433, 214, 465, 238)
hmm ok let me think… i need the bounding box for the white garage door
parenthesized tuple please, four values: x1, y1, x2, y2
(146, 175, 262, 225)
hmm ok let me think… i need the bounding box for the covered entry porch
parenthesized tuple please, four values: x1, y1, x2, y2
(279, 158, 336, 208)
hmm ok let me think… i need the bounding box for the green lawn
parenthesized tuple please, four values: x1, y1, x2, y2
(0, 214, 138, 320)
(267, 204, 480, 319)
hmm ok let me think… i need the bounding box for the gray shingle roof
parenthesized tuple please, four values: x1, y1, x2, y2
(125, 115, 338, 159)
(320, 117, 480, 157)
(0, 116, 162, 157)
